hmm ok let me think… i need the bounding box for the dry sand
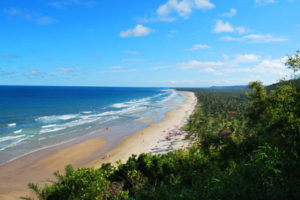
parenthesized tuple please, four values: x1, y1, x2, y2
(0, 91, 196, 199)
(88, 91, 197, 167)
(0, 138, 106, 200)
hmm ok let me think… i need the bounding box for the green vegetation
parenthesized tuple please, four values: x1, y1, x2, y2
(24, 52, 300, 200)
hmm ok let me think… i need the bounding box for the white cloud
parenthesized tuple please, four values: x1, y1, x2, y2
(137, 0, 214, 23)
(124, 50, 139, 55)
(157, 0, 192, 18)
(201, 67, 216, 72)
(3, 8, 56, 25)
(222, 54, 230, 60)
(120, 24, 154, 38)
(57, 67, 81, 73)
(176, 54, 294, 82)
(236, 26, 248, 34)
(255, 0, 275, 4)
(178, 54, 260, 75)
(221, 34, 288, 43)
(213, 57, 290, 77)
(36, 16, 56, 25)
(213, 20, 234, 33)
(194, 0, 215, 9)
(221, 8, 237, 18)
(254, 57, 289, 76)
(0, 70, 16, 76)
(2, 54, 18, 58)
(189, 44, 211, 50)
(47, 0, 96, 9)
(3, 8, 22, 15)
(151, 66, 169, 70)
(244, 34, 287, 42)
(199, 67, 227, 76)
(121, 58, 144, 65)
(25, 70, 42, 77)
(177, 60, 224, 70)
(135, 15, 176, 23)
(31, 70, 40, 75)
(234, 54, 259, 63)
(157, 0, 215, 19)
(224, 57, 290, 77)
(213, 20, 249, 34)
(106, 66, 137, 73)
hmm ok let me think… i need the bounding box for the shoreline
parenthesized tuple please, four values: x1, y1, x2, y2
(88, 91, 197, 167)
(0, 91, 197, 199)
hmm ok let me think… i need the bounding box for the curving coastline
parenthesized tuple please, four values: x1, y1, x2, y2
(0, 91, 196, 200)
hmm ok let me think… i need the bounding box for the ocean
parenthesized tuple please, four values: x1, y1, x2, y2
(0, 86, 184, 164)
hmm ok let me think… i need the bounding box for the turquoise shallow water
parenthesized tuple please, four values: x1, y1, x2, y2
(0, 86, 184, 164)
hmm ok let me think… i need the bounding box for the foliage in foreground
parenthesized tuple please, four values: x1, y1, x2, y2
(24, 52, 300, 200)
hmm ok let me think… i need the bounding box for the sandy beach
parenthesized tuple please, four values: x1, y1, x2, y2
(88, 91, 197, 167)
(0, 91, 196, 199)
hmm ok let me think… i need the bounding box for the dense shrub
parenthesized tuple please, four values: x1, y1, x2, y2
(24, 51, 300, 200)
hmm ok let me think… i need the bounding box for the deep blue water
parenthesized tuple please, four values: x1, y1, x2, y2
(0, 86, 182, 164)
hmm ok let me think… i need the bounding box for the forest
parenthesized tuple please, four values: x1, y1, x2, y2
(23, 51, 300, 200)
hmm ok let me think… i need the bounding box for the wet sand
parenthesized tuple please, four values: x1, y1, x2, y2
(88, 91, 197, 167)
(0, 91, 196, 199)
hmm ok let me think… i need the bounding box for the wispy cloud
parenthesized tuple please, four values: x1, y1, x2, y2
(151, 65, 170, 70)
(138, 0, 215, 23)
(234, 54, 259, 63)
(121, 58, 144, 66)
(194, 0, 215, 10)
(3, 8, 56, 25)
(213, 20, 234, 33)
(213, 20, 249, 34)
(255, 0, 275, 5)
(124, 50, 139, 55)
(0, 70, 16, 76)
(2, 54, 18, 58)
(3, 8, 22, 15)
(235, 27, 249, 34)
(36, 16, 56, 25)
(120, 24, 154, 38)
(221, 8, 237, 18)
(178, 60, 224, 70)
(47, 0, 96, 9)
(106, 66, 137, 73)
(135, 15, 176, 23)
(221, 34, 288, 43)
(189, 44, 211, 50)
(178, 54, 260, 72)
(157, 0, 215, 19)
(225, 57, 291, 77)
(177, 54, 294, 79)
(30, 70, 40, 75)
(57, 67, 82, 73)
(24, 70, 42, 77)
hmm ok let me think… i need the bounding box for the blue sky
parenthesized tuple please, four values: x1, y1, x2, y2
(0, 0, 299, 87)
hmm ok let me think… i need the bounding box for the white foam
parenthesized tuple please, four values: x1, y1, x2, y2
(36, 94, 159, 135)
(160, 89, 177, 103)
(7, 123, 16, 127)
(13, 129, 22, 134)
(36, 114, 78, 122)
(0, 134, 26, 143)
(110, 97, 151, 110)
(41, 124, 57, 128)
(0, 136, 31, 151)
(39, 127, 66, 134)
(111, 103, 128, 108)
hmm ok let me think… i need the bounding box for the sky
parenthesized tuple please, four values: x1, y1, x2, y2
(0, 0, 299, 87)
